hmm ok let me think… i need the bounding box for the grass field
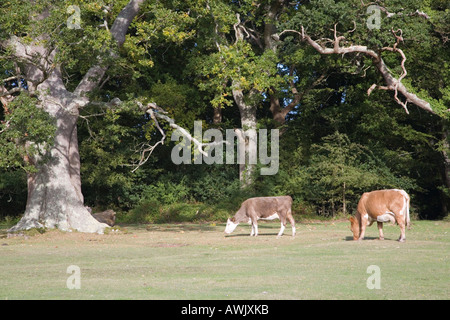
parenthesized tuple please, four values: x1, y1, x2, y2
(0, 220, 448, 300)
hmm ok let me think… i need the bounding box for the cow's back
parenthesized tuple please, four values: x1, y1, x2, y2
(358, 190, 405, 217)
(244, 196, 292, 218)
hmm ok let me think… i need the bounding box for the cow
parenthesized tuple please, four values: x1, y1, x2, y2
(349, 189, 410, 242)
(224, 196, 296, 238)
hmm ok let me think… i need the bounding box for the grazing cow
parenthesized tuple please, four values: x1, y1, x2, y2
(349, 189, 410, 242)
(224, 196, 295, 238)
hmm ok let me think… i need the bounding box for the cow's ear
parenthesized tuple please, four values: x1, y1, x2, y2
(349, 217, 355, 223)
(231, 217, 236, 223)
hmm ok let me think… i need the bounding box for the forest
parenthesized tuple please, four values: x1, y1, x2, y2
(0, 0, 449, 233)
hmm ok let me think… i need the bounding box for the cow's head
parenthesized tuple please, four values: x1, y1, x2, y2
(224, 217, 239, 234)
(349, 216, 359, 240)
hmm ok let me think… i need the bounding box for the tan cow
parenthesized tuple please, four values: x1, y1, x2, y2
(350, 189, 410, 242)
(224, 196, 296, 238)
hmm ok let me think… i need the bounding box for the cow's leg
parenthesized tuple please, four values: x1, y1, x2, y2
(276, 214, 287, 238)
(277, 222, 286, 238)
(377, 222, 384, 240)
(395, 215, 406, 242)
(286, 209, 296, 237)
(358, 214, 368, 240)
(251, 222, 258, 236)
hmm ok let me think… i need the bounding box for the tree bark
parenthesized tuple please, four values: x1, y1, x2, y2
(6, 0, 144, 233)
(262, 1, 326, 127)
(232, 86, 257, 187)
(213, 106, 222, 124)
(8, 69, 108, 233)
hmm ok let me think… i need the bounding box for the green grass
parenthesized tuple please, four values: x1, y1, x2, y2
(0, 220, 448, 299)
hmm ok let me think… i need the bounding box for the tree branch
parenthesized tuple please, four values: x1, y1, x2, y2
(74, 0, 145, 97)
(277, 25, 436, 115)
(131, 106, 167, 173)
(132, 102, 228, 172)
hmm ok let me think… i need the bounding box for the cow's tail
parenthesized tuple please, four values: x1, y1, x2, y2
(396, 189, 411, 229)
(405, 193, 411, 230)
(399, 190, 411, 230)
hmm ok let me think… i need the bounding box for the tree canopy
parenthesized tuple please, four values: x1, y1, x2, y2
(1, 0, 449, 230)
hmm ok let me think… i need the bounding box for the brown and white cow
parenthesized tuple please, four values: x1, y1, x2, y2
(350, 189, 410, 242)
(224, 196, 296, 238)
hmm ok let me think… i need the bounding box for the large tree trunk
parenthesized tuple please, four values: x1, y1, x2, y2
(6, 0, 145, 233)
(8, 72, 108, 233)
(232, 87, 257, 187)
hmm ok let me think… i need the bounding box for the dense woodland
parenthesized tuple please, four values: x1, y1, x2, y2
(0, 0, 449, 231)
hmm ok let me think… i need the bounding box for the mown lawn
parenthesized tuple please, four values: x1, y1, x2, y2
(0, 220, 448, 300)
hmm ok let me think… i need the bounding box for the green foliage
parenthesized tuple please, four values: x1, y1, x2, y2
(0, 170, 26, 218)
(1, 0, 449, 223)
(283, 132, 417, 216)
(0, 94, 55, 172)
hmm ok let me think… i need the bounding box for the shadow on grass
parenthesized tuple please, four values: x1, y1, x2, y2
(343, 236, 396, 241)
(143, 223, 218, 233)
(223, 223, 287, 238)
(224, 232, 282, 238)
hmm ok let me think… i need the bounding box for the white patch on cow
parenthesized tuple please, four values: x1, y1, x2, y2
(377, 212, 395, 224)
(224, 218, 239, 234)
(393, 189, 408, 216)
(393, 189, 408, 198)
(364, 213, 371, 226)
(259, 213, 280, 221)
(366, 215, 373, 226)
(277, 223, 285, 238)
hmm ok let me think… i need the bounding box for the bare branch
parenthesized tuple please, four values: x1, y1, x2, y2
(378, 6, 430, 20)
(0, 119, 12, 134)
(277, 26, 436, 114)
(381, 28, 409, 113)
(130, 107, 166, 173)
(0, 86, 25, 98)
(1, 75, 23, 83)
(132, 102, 229, 172)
